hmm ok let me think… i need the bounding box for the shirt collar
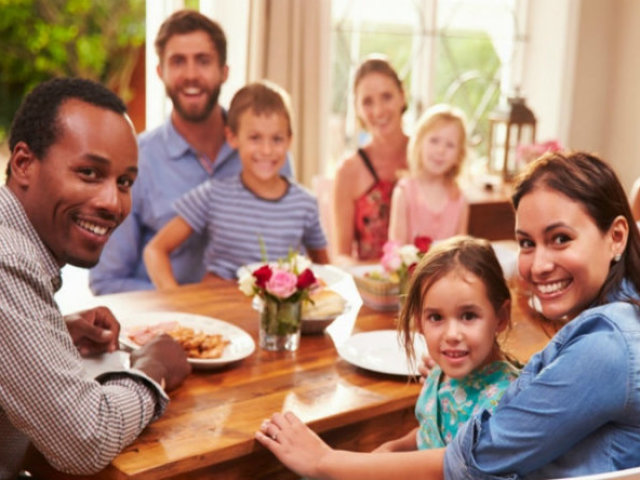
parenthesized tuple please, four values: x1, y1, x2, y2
(162, 117, 194, 161)
(0, 186, 62, 291)
(162, 108, 231, 163)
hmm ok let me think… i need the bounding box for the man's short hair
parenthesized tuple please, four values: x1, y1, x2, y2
(8, 77, 127, 168)
(154, 9, 227, 66)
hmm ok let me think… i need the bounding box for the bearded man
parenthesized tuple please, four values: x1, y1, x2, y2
(90, 9, 292, 294)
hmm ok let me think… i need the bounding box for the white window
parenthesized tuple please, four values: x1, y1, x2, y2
(328, 0, 528, 173)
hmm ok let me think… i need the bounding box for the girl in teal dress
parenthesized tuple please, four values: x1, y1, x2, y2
(375, 236, 519, 452)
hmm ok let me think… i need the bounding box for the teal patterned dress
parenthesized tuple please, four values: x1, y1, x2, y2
(415, 361, 519, 449)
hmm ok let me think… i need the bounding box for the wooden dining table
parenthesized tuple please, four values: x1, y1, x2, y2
(25, 271, 550, 480)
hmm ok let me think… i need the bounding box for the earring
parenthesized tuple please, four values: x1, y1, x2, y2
(614, 253, 622, 262)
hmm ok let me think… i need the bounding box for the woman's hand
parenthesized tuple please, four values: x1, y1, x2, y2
(256, 411, 333, 478)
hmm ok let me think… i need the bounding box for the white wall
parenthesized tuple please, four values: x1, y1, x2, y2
(523, 0, 640, 194)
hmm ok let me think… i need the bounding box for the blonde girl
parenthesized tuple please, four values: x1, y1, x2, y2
(388, 104, 469, 245)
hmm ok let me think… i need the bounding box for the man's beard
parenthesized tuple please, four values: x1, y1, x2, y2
(168, 84, 221, 122)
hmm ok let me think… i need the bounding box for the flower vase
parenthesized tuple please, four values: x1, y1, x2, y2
(259, 297, 302, 351)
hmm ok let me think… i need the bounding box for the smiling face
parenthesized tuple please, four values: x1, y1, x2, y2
(419, 268, 508, 380)
(419, 121, 463, 177)
(228, 109, 291, 189)
(354, 72, 405, 138)
(516, 187, 625, 321)
(11, 99, 138, 268)
(158, 30, 228, 123)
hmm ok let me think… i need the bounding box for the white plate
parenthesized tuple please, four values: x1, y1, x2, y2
(237, 263, 350, 288)
(120, 311, 255, 369)
(336, 330, 428, 376)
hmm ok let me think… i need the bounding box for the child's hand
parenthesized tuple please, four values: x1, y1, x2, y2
(418, 352, 436, 383)
(256, 411, 332, 478)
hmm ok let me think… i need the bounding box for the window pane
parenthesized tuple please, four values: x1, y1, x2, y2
(329, 0, 525, 173)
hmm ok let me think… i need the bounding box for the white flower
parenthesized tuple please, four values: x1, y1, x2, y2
(291, 254, 312, 273)
(398, 244, 420, 266)
(238, 271, 256, 296)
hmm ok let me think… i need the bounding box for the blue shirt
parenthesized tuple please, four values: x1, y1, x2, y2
(175, 175, 327, 279)
(89, 116, 293, 294)
(444, 281, 640, 479)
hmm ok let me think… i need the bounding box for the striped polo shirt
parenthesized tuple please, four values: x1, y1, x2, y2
(175, 175, 327, 279)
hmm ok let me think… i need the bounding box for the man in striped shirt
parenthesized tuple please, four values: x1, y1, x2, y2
(0, 77, 190, 479)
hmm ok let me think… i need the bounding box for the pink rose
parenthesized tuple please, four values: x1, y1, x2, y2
(381, 241, 402, 273)
(382, 240, 400, 255)
(265, 268, 298, 299)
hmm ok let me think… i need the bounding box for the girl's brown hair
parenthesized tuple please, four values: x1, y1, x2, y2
(399, 236, 511, 366)
(512, 150, 640, 309)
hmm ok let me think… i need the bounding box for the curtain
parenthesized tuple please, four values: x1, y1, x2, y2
(247, 0, 331, 188)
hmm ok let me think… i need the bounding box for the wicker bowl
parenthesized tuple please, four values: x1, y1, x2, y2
(349, 265, 400, 311)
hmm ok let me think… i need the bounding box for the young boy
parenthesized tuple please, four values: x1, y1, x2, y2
(144, 81, 329, 289)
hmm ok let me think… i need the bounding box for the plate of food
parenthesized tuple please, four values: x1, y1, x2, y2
(120, 311, 255, 369)
(336, 330, 427, 376)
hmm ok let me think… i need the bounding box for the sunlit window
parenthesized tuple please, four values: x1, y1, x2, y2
(329, 0, 527, 171)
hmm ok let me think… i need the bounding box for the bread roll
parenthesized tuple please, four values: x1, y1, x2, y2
(302, 289, 346, 320)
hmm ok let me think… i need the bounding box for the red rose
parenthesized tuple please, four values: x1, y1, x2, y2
(296, 268, 317, 290)
(414, 236, 432, 253)
(408, 262, 417, 276)
(253, 265, 273, 288)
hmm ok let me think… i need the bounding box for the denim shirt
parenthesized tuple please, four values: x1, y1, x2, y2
(89, 116, 293, 294)
(444, 280, 640, 479)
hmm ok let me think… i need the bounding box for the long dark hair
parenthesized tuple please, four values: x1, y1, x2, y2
(399, 236, 511, 365)
(512, 151, 640, 307)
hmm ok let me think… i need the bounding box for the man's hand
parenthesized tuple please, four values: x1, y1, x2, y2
(130, 334, 191, 391)
(65, 306, 120, 357)
(418, 352, 436, 383)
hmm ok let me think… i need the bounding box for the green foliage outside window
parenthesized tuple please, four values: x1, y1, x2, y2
(330, 21, 501, 157)
(0, 0, 146, 141)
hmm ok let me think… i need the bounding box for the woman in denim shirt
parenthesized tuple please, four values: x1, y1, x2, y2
(255, 151, 640, 479)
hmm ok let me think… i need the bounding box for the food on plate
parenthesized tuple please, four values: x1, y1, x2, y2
(126, 321, 230, 359)
(302, 289, 346, 320)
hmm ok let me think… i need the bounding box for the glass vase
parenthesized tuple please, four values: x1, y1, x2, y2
(259, 297, 302, 351)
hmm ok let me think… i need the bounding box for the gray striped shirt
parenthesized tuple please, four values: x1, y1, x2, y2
(0, 186, 167, 478)
(175, 175, 327, 279)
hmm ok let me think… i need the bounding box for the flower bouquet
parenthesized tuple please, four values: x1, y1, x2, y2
(380, 236, 432, 299)
(238, 253, 317, 351)
(353, 236, 431, 311)
(516, 139, 562, 168)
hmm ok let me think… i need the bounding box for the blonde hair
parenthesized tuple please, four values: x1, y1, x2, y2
(226, 80, 293, 136)
(408, 104, 467, 178)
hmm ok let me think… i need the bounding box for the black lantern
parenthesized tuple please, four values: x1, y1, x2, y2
(487, 95, 536, 181)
